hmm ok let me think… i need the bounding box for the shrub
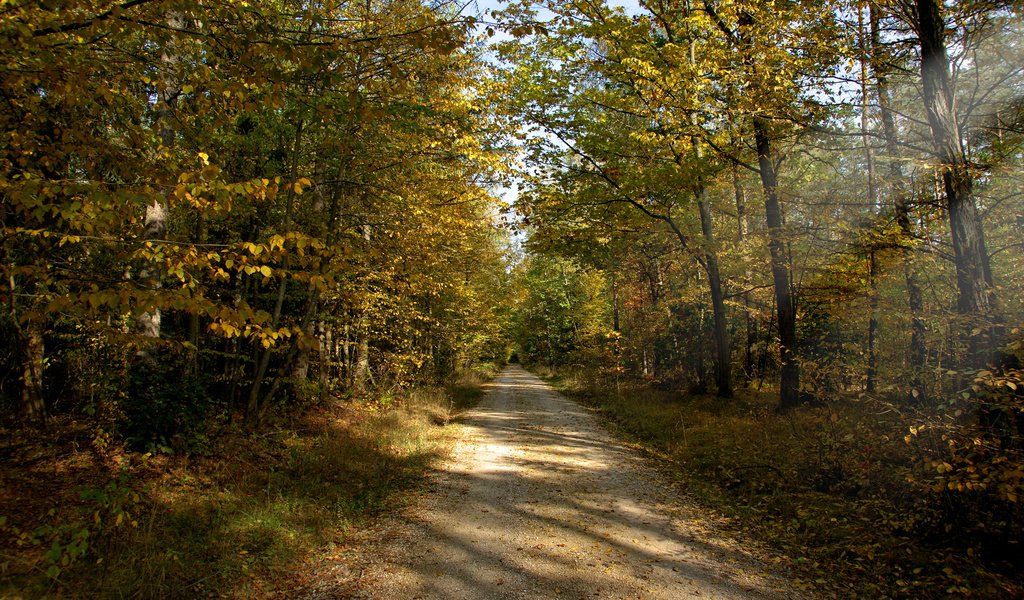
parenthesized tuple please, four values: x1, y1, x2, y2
(121, 352, 214, 454)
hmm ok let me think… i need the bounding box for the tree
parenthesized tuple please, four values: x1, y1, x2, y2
(498, 0, 851, 405)
(905, 0, 997, 367)
(0, 0, 513, 429)
(498, 1, 741, 395)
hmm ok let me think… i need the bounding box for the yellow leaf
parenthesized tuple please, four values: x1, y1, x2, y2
(260, 265, 272, 277)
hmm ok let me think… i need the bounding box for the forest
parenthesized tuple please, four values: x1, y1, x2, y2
(2, 0, 1023, 597)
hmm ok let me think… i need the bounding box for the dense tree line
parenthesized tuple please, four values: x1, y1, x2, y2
(4, 0, 1024, 591)
(1, 0, 513, 445)
(499, 0, 1024, 560)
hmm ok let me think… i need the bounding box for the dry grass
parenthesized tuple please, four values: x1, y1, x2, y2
(538, 367, 1021, 599)
(0, 379, 488, 599)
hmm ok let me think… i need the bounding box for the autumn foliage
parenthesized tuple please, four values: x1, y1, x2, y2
(3, 0, 1024, 597)
(1, 0, 513, 429)
(1, 1, 514, 594)
(500, 0, 1024, 596)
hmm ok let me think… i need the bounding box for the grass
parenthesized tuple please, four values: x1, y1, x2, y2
(0, 374, 490, 599)
(535, 366, 1021, 599)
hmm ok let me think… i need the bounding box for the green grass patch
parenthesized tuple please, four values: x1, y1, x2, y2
(0, 379, 488, 599)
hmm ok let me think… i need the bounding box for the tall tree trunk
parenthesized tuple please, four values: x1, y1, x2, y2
(353, 224, 372, 395)
(679, 40, 732, 398)
(859, 4, 880, 393)
(859, 4, 879, 216)
(611, 274, 620, 332)
(753, 118, 800, 410)
(247, 120, 304, 422)
(6, 266, 46, 425)
(292, 342, 311, 381)
(137, 12, 182, 340)
(21, 321, 46, 424)
(730, 9, 800, 408)
(872, 3, 927, 399)
(659, 207, 730, 396)
(906, 259, 927, 395)
(343, 321, 352, 386)
(913, 0, 996, 368)
(733, 159, 757, 386)
(866, 253, 879, 392)
(319, 321, 331, 401)
(696, 191, 733, 398)
(10, 274, 46, 424)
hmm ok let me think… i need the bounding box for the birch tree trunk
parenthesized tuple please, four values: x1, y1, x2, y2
(353, 224, 372, 395)
(137, 12, 182, 339)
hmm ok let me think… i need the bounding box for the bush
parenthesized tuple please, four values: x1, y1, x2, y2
(121, 352, 215, 454)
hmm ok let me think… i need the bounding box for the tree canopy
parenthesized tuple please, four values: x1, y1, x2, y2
(3, 0, 1024, 596)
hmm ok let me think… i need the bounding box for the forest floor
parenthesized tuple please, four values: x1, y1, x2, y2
(536, 369, 1023, 599)
(0, 378, 488, 599)
(305, 365, 802, 599)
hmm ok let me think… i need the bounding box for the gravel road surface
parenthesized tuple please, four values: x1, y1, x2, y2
(310, 365, 801, 599)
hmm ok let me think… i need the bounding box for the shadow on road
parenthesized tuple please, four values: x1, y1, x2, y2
(354, 365, 791, 600)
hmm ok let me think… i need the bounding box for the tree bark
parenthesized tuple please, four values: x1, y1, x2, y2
(872, 3, 927, 399)
(292, 342, 311, 381)
(859, 3, 879, 393)
(733, 157, 757, 386)
(353, 224, 373, 395)
(6, 266, 46, 425)
(343, 321, 352, 386)
(21, 322, 46, 424)
(867, 252, 879, 393)
(753, 118, 800, 409)
(611, 275, 620, 332)
(319, 321, 331, 400)
(696, 192, 733, 398)
(913, 0, 996, 368)
(728, 8, 801, 409)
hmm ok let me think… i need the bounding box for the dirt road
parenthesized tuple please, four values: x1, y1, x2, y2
(319, 365, 799, 599)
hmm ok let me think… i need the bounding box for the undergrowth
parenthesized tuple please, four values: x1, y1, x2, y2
(535, 366, 1021, 599)
(0, 373, 489, 599)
